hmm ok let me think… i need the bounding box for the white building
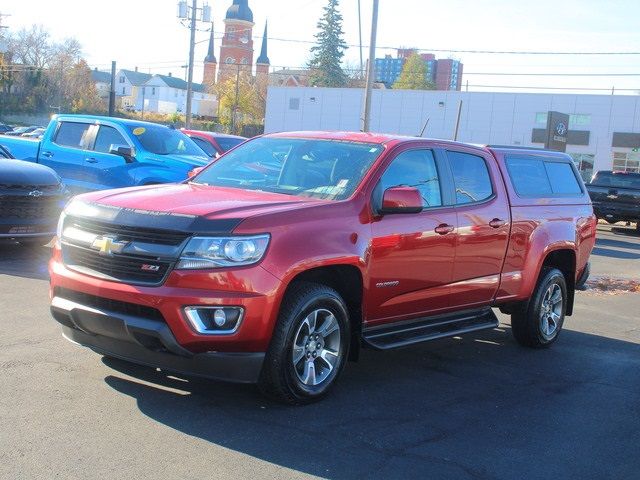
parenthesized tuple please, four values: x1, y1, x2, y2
(140, 74, 217, 116)
(91, 69, 112, 99)
(115, 69, 153, 110)
(265, 87, 640, 180)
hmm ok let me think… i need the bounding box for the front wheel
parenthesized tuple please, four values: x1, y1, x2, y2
(511, 267, 567, 348)
(258, 282, 350, 405)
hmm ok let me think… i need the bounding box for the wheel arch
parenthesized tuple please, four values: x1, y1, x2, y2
(281, 264, 364, 361)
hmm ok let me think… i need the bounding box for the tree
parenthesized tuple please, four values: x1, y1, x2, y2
(393, 53, 436, 91)
(308, 0, 348, 87)
(214, 72, 264, 135)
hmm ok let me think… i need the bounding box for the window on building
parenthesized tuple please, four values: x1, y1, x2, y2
(289, 98, 300, 110)
(119, 76, 125, 83)
(122, 87, 125, 95)
(447, 151, 493, 204)
(151, 87, 156, 95)
(612, 151, 640, 173)
(379, 149, 442, 208)
(54, 122, 92, 149)
(535, 112, 591, 127)
(226, 57, 235, 64)
(94, 126, 128, 153)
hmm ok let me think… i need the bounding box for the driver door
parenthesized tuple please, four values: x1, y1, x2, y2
(368, 148, 458, 325)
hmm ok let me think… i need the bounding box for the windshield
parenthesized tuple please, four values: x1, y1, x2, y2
(217, 137, 244, 152)
(591, 171, 640, 189)
(193, 137, 384, 201)
(129, 125, 205, 156)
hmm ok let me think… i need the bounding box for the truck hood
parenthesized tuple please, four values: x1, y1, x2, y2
(78, 183, 325, 223)
(160, 153, 209, 167)
(0, 158, 61, 186)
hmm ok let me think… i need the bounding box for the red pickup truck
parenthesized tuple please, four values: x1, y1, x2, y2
(50, 132, 596, 404)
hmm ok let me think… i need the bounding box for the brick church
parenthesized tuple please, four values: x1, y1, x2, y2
(202, 0, 269, 88)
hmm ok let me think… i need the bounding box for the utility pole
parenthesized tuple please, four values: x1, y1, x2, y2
(178, 0, 211, 128)
(108, 61, 116, 116)
(231, 63, 241, 135)
(360, 0, 379, 132)
(185, 0, 197, 128)
(357, 0, 364, 78)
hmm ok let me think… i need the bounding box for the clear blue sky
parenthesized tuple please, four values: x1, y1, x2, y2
(2, 0, 639, 93)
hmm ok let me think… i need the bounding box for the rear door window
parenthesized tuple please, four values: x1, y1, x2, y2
(506, 155, 582, 196)
(447, 151, 494, 204)
(54, 122, 92, 149)
(591, 172, 640, 189)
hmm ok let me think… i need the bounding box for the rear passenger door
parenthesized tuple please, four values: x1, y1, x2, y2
(42, 121, 93, 191)
(444, 148, 511, 308)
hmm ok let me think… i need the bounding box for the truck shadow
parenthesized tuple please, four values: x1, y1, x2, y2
(102, 325, 640, 480)
(610, 226, 640, 238)
(0, 243, 51, 280)
(591, 246, 640, 260)
(595, 237, 640, 251)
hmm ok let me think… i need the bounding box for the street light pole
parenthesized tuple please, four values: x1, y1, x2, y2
(360, 0, 379, 132)
(185, 0, 197, 128)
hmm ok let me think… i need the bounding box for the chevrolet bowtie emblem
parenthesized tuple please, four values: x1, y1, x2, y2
(91, 236, 127, 256)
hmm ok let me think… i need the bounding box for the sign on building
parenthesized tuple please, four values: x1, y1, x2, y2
(545, 111, 569, 152)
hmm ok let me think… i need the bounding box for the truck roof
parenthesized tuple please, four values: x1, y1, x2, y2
(53, 114, 175, 130)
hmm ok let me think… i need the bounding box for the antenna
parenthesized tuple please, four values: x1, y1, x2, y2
(418, 118, 430, 137)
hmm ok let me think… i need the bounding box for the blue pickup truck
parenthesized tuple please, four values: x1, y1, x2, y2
(0, 115, 209, 192)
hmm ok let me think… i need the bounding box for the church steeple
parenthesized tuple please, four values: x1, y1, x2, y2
(202, 23, 218, 88)
(256, 21, 269, 65)
(204, 24, 216, 63)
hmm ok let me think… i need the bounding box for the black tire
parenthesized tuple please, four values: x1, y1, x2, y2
(511, 267, 567, 348)
(258, 281, 350, 405)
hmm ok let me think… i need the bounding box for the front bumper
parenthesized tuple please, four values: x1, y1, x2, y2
(51, 295, 265, 383)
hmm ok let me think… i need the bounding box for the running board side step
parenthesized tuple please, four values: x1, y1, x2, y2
(362, 308, 499, 350)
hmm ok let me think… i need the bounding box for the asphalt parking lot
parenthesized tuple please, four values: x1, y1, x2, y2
(1, 224, 639, 480)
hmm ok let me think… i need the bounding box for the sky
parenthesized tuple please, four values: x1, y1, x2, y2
(1, 0, 639, 94)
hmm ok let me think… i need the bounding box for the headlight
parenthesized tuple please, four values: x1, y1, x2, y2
(55, 211, 66, 248)
(176, 234, 270, 269)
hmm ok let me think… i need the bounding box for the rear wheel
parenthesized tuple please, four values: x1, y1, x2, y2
(258, 282, 350, 405)
(511, 268, 567, 348)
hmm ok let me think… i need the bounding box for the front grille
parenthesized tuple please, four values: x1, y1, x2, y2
(0, 183, 61, 192)
(0, 194, 63, 219)
(54, 287, 165, 322)
(69, 217, 189, 245)
(63, 245, 172, 285)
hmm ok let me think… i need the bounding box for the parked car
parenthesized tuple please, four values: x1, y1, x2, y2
(0, 115, 208, 192)
(182, 129, 245, 157)
(5, 126, 42, 136)
(586, 170, 640, 231)
(0, 124, 14, 134)
(50, 133, 596, 404)
(0, 144, 68, 246)
(21, 128, 46, 139)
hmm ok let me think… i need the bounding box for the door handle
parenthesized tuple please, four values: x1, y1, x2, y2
(41, 151, 53, 158)
(435, 223, 455, 235)
(489, 218, 507, 228)
(85, 158, 98, 163)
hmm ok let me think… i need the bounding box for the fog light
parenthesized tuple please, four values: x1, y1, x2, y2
(183, 306, 243, 334)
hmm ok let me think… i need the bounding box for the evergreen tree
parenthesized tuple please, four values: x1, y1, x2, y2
(393, 53, 436, 90)
(308, 0, 348, 87)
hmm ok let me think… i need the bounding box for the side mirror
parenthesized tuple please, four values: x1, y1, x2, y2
(187, 166, 204, 179)
(109, 144, 135, 162)
(380, 186, 422, 214)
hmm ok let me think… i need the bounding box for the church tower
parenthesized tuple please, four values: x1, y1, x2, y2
(218, 0, 255, 81)
(255, 21, 270, 79)
(202, 24, 217, 89)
